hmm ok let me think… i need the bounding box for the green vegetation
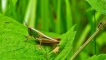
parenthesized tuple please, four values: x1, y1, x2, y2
(0, 0, 106, 60)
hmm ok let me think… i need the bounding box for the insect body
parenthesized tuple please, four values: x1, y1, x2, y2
(24, 22, 60, 44)
(27, 27, 60, 44)
(25, 22, 60, 53)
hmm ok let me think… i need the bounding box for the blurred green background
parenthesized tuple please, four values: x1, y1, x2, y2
(0, 0, 106, 60)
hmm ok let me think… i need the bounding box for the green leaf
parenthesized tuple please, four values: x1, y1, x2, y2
(0, 14, 76, 60)
(0, 14, 47, 60)
(87, 54, 106, 60)
(58, 26, 76, 48)
(53, 26, 76, 60)
(86, 0, 106, 14)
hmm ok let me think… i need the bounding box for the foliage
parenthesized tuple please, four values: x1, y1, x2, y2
(86, 0, 106, 60)
(0, 0, 106, 60)
(87, 54, 106, 60)
(0, 14, 76, 60)
(86, 0, 106, 14)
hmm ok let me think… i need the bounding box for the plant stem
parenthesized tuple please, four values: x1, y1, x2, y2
(70, 20, 106, 60)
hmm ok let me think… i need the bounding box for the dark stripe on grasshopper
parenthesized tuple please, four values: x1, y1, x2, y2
(35, 37, 60, 44)
(25, 22, 60, 43)
(28, 27, 59, 42)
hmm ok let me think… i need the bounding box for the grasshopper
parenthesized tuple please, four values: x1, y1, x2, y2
(25, 25, 60, 44)
(25, 22, 60, 53)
